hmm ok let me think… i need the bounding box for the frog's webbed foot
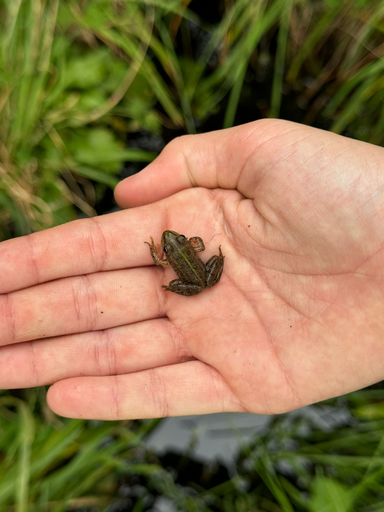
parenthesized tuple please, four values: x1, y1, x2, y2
(205, 246, 224, 287)
(163, 279, 203, 296)
(189, 236, 205, 253)
(145, 238, 169, 267)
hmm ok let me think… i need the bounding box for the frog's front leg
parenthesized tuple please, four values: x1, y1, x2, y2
(205, 246, 224, 287)
(163, 279, 204, 296)
(189, 236, 205, 253)
(145, 237, 170, 267)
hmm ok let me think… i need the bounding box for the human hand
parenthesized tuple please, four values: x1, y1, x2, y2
(1, 119, 384, 419)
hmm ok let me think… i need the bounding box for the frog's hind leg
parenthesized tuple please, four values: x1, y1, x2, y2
(205, 246, 224, 287)
(163, 280, 203, 296)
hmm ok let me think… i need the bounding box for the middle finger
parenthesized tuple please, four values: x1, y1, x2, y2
(0, 267, 165, 345)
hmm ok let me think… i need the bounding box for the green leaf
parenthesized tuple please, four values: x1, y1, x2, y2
(66, 127, 155, 173)
(65, 49, 110, 89)
(309, 476, 353, 512)
(354, 403, 384, 420)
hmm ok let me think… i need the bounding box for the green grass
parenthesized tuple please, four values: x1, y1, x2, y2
(0, 390, 167, 511)
(1, 0, 383, 238)
(200, 390, 384, 511)
(2, 389, 384, 510)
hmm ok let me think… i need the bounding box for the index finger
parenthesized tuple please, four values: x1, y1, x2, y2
(0, 187, 227, 295)
(0, 204, 157, 294)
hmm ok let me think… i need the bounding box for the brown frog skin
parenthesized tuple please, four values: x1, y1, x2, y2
(145, 230, 224, 296)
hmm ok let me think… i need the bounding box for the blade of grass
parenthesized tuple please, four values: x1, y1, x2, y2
(371, 101, 384, 145)
(270, 0, 291, 118)
(237, 426, 296, 512)
(16, 401, 35, 512)
(198, 0, 281, 116)
(68, 3, 184, 128)
(325, 58, 384, 117)
(67, 4, 155, 127)
(222, 59, 247, 128)
(0, 0, 23, 64)
(279, 453, 384, 468)
(22, 0, 59, 147)
(331, 74, 380, 133)
(192, 0, 248, 88)
(0, 421, 84, 503)
(287, 2, 346, 82)
(157, 21, 196, 133)
(339, 4, 384, 72)
(0, 189, 29, 237)
(0, 398, 35, 508)
(254, 452, 295, 512)
(9, 0, 40, 150)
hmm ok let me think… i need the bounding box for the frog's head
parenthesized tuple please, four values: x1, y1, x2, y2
(161, 230, 187, 251)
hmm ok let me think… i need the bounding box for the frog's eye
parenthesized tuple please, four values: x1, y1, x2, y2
(163, 244, 173, 254)
(177, 235, 186, 243)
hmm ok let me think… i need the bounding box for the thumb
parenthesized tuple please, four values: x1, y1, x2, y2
(114, 119, 281, 208)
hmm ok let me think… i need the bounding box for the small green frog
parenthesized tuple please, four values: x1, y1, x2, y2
(145, 230, 224, 296)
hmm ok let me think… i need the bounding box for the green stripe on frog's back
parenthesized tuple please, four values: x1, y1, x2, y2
(179, 249, 200, 279)
(167, 245, 206, 285)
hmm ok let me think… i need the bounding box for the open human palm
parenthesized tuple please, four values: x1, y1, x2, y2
(1, 119, 384, 419)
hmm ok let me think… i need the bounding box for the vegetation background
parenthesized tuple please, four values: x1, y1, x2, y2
(1, 0, 384, 510)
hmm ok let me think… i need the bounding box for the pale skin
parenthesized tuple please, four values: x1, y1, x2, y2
(0, 119, 384, 420)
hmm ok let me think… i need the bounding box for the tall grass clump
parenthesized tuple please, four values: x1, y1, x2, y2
(1, 0, 383, 239)
(2, 389, 384, 510)
(0, 0, 159, 239)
